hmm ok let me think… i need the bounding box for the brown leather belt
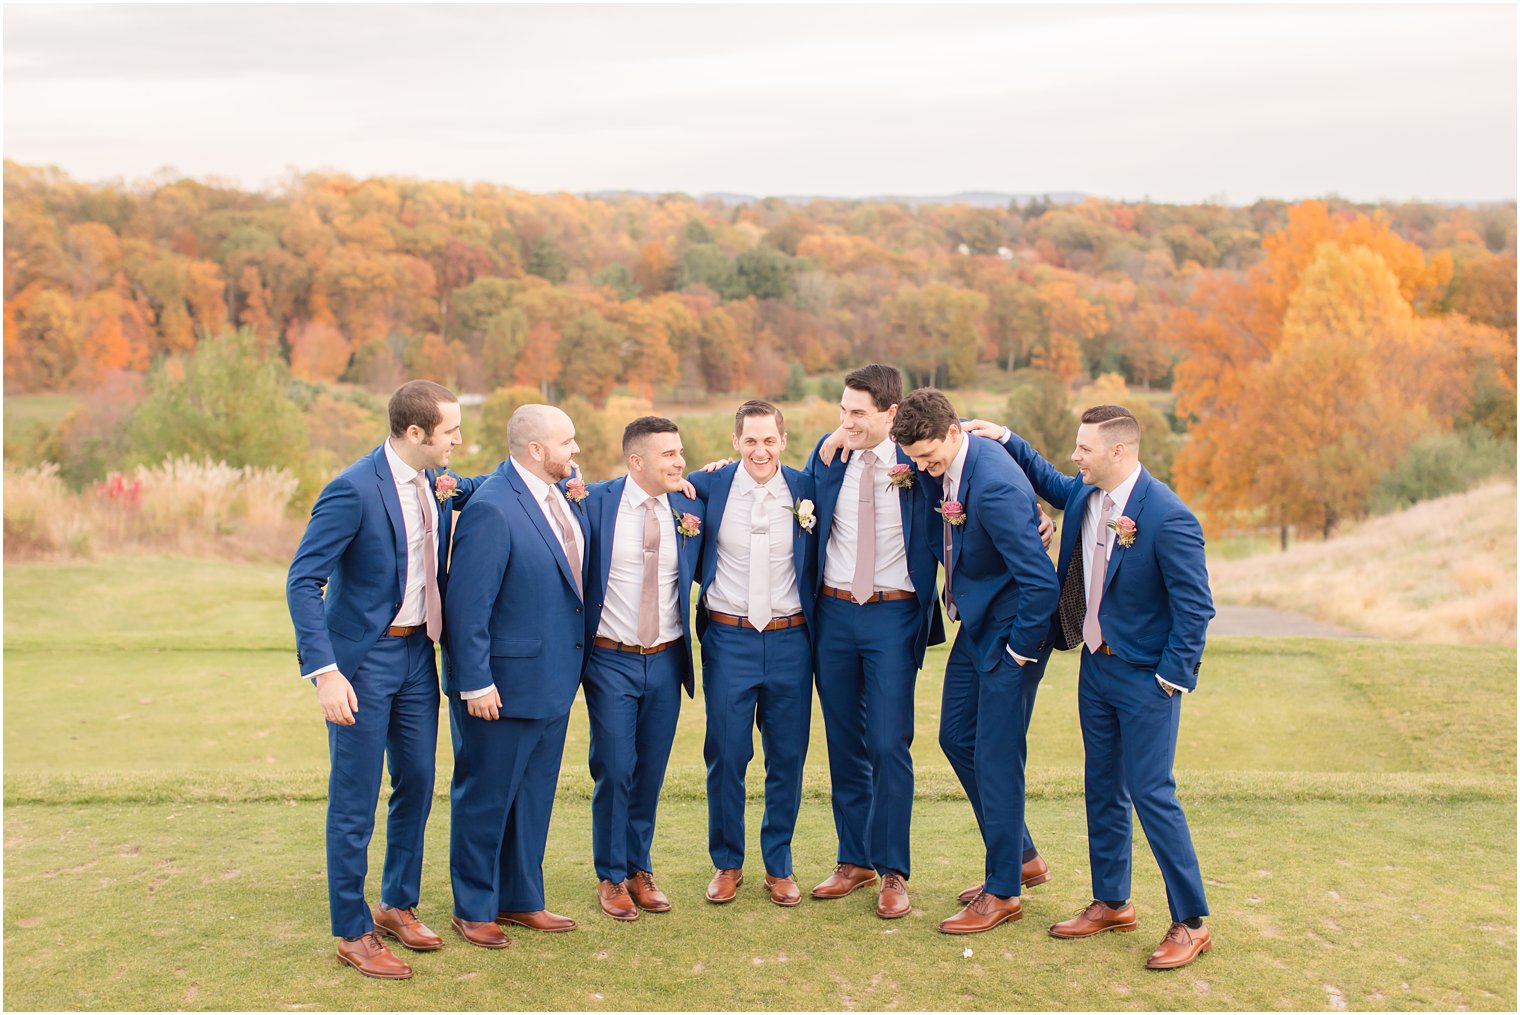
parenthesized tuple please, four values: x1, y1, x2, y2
(707, 611, 807, 632)
(821, 584, 915, 604)
(385, 625, 421, 637)
(593, 636, 682, 656)
(1096, 642, 1116, 656)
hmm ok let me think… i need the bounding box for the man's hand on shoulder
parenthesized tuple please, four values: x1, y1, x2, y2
(466, 685, 503, 720)
(315, 670, 359, 725)
(964, 419, 1009, 442)
(816, 428, 850, 466)
(1038, 506, 1055, 551)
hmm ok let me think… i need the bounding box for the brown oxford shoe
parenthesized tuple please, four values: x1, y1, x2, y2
(1146, 921, 1212, 970)
(450, 915, 511, 949)
(336, 931, 414, 979)
(496, 909, 577, 932)
(810, 863, 878, 899)
(876, 872, 910, 919)
(1048, 900, 1138, 939)
(705, 868, 743, 904)
(957, 856, 1052, 903)
(596, 879, 639, 921)
(627, 870, 672, 912)
(764, 874, 802, 907)
(372, 904, 443, 951)
(938, 891, 1023, 934)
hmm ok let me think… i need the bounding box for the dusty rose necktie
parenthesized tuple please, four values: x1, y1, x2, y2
(1083, 494, 1115, 653)
(851, 450, 878, 604)
(941, 474, 958, 622)
(546, 492, 583, 598)
(410, 473, 443, 642)
(637, 499, 662, 646)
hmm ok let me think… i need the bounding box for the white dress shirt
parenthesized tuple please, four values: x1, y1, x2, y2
(704, 467, 802, 620)
(305, 439, 438, 682)
(459, 458, 587, 701)
(1080, 462, 1186, 694)
(822, 436, 914, 593)
(596, 480, 682, 646)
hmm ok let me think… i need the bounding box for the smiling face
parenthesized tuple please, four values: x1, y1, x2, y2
(1071, 422, 1124, 488)
(898, 426, 961, 478)
(837, 385, 896, 451)
(733, 413, 786, 483)
(414, 400, 463, 471)
(629, 431, 687, 495)
(534, 408, 580, 482)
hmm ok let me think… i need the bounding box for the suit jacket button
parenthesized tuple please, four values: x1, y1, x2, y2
(576, 606, 582, 613)
(575, 642, 582, 649)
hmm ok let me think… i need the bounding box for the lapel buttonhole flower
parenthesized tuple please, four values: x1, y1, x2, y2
(1108, 515, 1137, 548)
(434, 473, 459, 503)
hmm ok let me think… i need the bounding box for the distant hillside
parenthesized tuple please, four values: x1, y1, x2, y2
(588, 190, 1088, 208)
(1209, 480, 1517, 646)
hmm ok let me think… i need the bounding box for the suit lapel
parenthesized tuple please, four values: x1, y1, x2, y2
(705, 467, 736, 591)
(596, 477, 624, 590)
(782, 466, 808, 578)
(895, 446, 915, 552)
(510, 461, 582, 600)
(814, 450, 845, 556)
(372, 445, 409, 593)
(1063, 484, 1101, 573)
(1101, 468, 1150, 596)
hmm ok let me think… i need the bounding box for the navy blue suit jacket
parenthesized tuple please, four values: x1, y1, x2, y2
(687, 463, 819, 641)
(931, 435, 1060, 671)
(999, 431, 1216, 690)
(441, 458, 592, 719)
(805, 435, 946, 668)
(286, 443, 480, 678)
(582, 477, 705, 697)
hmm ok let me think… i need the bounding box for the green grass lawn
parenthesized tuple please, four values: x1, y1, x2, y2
(4, 557, 1516, 1010)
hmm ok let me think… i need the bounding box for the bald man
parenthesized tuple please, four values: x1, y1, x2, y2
(443, 405, 590, 947)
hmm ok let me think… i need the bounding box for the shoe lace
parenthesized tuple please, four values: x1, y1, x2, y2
(1078, 900, 1108, 920)
(606, 880, 629, 897)
(882, 872, 905, 892)
(1165, 921, 1191, 945)
(359, 930, 386, 951)
(635, 871, 659, 891)
(967, 890, 993, 914)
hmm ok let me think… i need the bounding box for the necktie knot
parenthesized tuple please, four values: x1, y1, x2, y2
(859, 450, 878, 467)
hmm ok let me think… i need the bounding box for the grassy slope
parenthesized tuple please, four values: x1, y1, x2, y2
(1209, 479, 1518, 646)
(4, 557, 1516, 1011)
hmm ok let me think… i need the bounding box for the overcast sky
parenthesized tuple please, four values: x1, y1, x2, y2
(4, 3, 1515, 203)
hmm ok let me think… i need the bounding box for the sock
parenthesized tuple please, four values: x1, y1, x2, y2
(1182, 916, 1204, 930)
(1101, 899, 1129, 910)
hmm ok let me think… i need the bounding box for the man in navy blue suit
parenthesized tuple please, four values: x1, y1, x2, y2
(803, 364, 943, 919)
(686, 400, 818, 908)
(968, 406, 1217, 970)
(443, 404, 589, 948)
(891, 388, 1060, 935)
(287, 380, 474, 980)
(581, 417, 704, 920)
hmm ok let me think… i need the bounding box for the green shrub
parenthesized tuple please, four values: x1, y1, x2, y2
(1370, 427, 1517, 514)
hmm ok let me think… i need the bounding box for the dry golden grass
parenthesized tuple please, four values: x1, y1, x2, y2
(1209, 479, 1517, 645)
(3, 457, 302, 563)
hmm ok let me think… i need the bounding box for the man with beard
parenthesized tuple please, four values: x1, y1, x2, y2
(444, 404, 589, 947)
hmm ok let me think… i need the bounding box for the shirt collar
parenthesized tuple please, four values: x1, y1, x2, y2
(384, 439, 421, 485)
(509, 457, 554, 503)
(732, 464, 787, 500)
(865, 436, 897, 466)
(622, 477, 670, 512)
(943, 432, 971, 491)
(1105, 464, 1143, 516)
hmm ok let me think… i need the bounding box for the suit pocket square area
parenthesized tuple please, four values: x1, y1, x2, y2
(489, 638, 543, 658)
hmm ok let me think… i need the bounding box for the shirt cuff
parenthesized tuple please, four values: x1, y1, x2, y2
(1007, 646, 1035, 666)
(459, 685, 496, 700)
(1156, 675, 1190, 694)
(1000, 425, 1012, 443)
(303, 663, 339, 684)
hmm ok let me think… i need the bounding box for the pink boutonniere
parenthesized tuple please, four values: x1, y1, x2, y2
(675, 510, 702, 538)
(887, 463, 915, 490)
(434, 473, 459, 503)
(937, 500, 967, 526)
(1108, 515, 1137, 548)
(564, 477, 587, 506)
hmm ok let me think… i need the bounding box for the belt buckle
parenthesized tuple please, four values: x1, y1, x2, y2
(639, 642, 657, 655)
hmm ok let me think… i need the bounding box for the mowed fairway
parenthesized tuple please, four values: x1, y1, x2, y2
(4, 558, 1516, 1011)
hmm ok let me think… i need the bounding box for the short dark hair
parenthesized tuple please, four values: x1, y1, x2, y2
(890, 387, 959, 446)
(389, 380, 458, 438)
(1080, 404, 1141, 446)
(734, 399, 785, 437)
(622, 415, 680, 457)
(843, 363, 903, 412)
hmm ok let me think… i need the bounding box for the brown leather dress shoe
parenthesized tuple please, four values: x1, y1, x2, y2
(876, 872, 910, 919)
(1146, 921, 1211, 969)
(810, 863, 878, 899)
(450, 915, 511, 949)
(627, 870, 672, 912)
(939, 891, 1023, 934)
(336, 931, 414, 979)
(957, 856, 1053, 903)
(764, 874, 802, 907)
(496, 909, 577, 932)
(1048, 900, 1139, 939)
(373, 904, 444, 951)
(705, 868, 743, 903)
(597, 879, 639, 921)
